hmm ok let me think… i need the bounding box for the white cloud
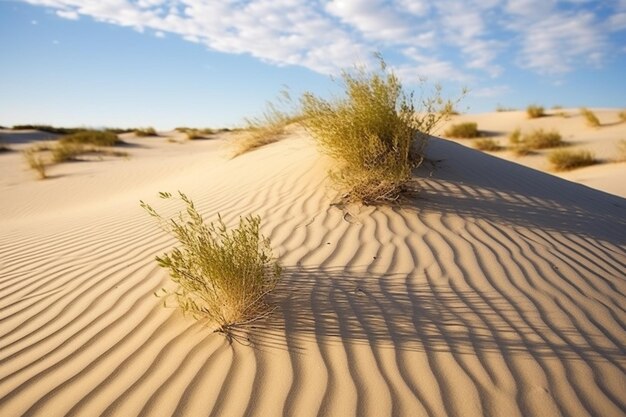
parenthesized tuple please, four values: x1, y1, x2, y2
(20, 0, 620, 80)
(154, 31, 165, 38)
(56, 9, 79, 20)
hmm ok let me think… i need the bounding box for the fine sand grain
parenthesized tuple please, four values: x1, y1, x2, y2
(0, 127, 624, 417)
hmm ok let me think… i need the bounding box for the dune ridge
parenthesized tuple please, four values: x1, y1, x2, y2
(0, 130, 625, 417)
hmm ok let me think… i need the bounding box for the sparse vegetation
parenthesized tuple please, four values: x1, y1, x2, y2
(521, 129, 563, 149)
(473, 139, 502, 151)
(619, 111, 626, 123)
(141, 191, 282, 333)
(301, 57, 455, 204)
(185, 129, 205, 140)
(526, 105, 545, 119)
(580, 108, 600, 127)
(23, 146, 48, 179)
(232, 92, 295, 157)
(12, 125, 84, 135)
(60, 130, 121, 147)
(51, 141, 127, 162)
(444, 122, 479, 138)
(508, 128, 521, 146)
(134, 127, 157, 137)
(548, 149, 596, 171)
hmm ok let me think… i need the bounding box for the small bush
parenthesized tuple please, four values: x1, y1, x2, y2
(23, 147, 48, 179)
(619, 111, 626, 123)
(52, 142, 84, 162)
(548, 149, 596, 171)
(473, 139, 501, 151)
(141, 192, 282, 332)
(526, 105, 545, 119)
(185, 129, 205, 140)
(508, 128, 521, 146)
(134, 127, 157, 137)
(60, 130, 120, 147)
(301, 57, 454, 204)
(580, 108, 600, 127)
(444, 122, 479, 138)
(522, 129, 563, 149)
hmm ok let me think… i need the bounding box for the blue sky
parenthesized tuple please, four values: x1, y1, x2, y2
(1, 0, 625, 130)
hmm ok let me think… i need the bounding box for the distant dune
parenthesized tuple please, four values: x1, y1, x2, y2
(0, 118, 624, 417)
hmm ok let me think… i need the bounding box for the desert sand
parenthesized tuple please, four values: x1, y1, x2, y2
(0, 118, 625, 417)
(439, 108, 626, 198)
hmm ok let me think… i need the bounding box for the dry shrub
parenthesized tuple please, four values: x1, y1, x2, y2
(232, 91, 295, 157)
(616, 140, 626, 162)
(619, 111, 626, 123)
(473, 138, 501, 151)
(580, 108, 600, 127)
(23, 146, 48, 179)
(141, 192, 282, 333)
(301, 57, 455, 204)
(548, 149, 596, 171)
(134, 127, 157, 137)
(526, 105, 545, 119)
(444, 122, 479, 138)
(60, 130, 120, 147)
(521, 129, 563, 149)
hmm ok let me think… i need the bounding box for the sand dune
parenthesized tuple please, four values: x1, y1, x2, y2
(0, 128, 625, 417)
(439, 108, 626, 198)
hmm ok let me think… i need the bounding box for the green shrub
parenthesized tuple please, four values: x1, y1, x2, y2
(52, 142, 84, 162)
(580, 108, 600, 127)
(140, 191, 282, 333)
(526, 105, 545, 118)
(60, 130, 120, 147)
(134, 127, 157, 137)
(301, 58, 453, 204)
(548, 149, 596, 171)
(23, 146, 48, 179)
(473, 139, 501, 151)
(444, 122, 479, 138)
(521, 129, 563, 149)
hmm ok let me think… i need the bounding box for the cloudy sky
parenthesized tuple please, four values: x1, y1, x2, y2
(1, 0, 625, 129)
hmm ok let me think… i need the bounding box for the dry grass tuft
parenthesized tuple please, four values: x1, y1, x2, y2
(548, 149, 596, 171)
(526, 105, 545, 119)
(301, 57, 455, 204)
(444, 122, 479, 138)
(473, 138, 502, 151)
(141, 192, 282, 333)
(619, 111, 626, 123)
(134, 127, 158, 137)
(580, 108, 600, 127)
(616, 140, 626, 162)
(60, 130, 121, 147)
(521, 129, 563, 149)
(23, 146, 48, 179)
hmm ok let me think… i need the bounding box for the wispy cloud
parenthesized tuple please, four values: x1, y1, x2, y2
(22, 0, 626, 81)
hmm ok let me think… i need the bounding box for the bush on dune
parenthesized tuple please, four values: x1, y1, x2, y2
(473, 138, 502, 151)
(23, 147, 48, 179)
(444, 122, 479, 138)
(60, 130, 121, 147)
(526, 105, 545, 119)
(548, 149, 596, 171)
(141, 192, 282, 334)
(580, 108, 600, 127)
(134, 127, 158, 137)
(12, 125, 84, 135)
(301, 57, 454, 204)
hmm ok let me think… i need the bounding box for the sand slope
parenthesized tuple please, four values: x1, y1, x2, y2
(439, 108, 626, 198)
(0, 129, 625, 417)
